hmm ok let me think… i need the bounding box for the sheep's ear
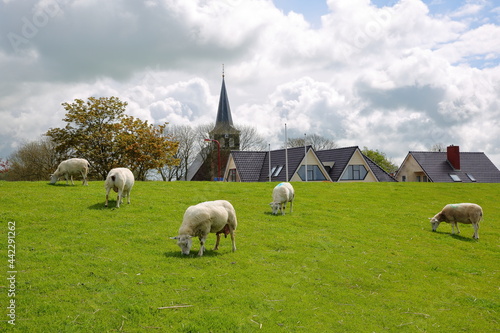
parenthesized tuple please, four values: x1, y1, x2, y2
(170, 236, 179, 240)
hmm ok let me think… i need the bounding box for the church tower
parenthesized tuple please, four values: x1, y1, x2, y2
(209, 69, 240, 149)
(187, 68, 240, 181)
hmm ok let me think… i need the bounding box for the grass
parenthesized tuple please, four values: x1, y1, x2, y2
(0, 181, 499, 332)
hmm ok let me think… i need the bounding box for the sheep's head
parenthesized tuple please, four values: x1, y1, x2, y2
(269, 202, 280, 215)
(429, 214, 442, 231)
(49, 174, 58, 184)
(171, 235, 193, 255)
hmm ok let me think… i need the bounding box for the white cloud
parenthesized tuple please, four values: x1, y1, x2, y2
(1, 0, 500, 169)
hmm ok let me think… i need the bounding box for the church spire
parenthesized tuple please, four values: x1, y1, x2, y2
(210, 66, 240, 150)
(214, 65, 234, 128)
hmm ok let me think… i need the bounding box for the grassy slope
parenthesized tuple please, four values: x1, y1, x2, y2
(0, 181, 499, 332)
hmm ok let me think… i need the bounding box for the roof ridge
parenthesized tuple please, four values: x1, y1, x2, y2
(317, 145, 358, 152)
(410, 151, 485, 154)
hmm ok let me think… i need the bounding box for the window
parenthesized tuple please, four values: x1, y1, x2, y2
(269, 166, 277, 177)
(341, 165, 368, 180)
(466, 173, 477, 182)
(449, 174, 461, 182)
(273, 165, 283, 177)
(416, 175, 428, 182)
(228, 169, 236, 182)
(298, 165, 327, 181)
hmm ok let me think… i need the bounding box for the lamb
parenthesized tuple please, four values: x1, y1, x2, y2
(270, 182, 294, 215)
(104, 168, 135, 208)
(50, 158, 90, 185)
(171, 200, 237, 256)
(429, 203, 483, 239)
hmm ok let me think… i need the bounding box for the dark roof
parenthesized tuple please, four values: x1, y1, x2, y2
(315, 146, 396, 182)
(229, 146, 311, 182)
(316, 146, 357, 181)
(362, 154, 397, 182)
(229, 145, 396, 182)
(410, 151, 500, 183)
(257, 146, 312, 182)
(231, 151, 267, 182)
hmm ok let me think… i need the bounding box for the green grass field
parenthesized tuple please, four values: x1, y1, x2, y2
(1, 181, 499, 332)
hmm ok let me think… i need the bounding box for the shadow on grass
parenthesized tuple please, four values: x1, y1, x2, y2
(264, 211, 291, 216)
(47, 183, 75, 187)
(88, 202, 117, 210)
(164, 250, 223, 258)
(450, 234, 478, 242)
(431, 230, 478, 242)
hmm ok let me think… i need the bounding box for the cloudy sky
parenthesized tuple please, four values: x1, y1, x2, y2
(1, 0, 500, 167)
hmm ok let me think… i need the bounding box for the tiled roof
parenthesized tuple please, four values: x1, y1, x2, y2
(316, 146, 357, 181)
(229, 145, 397, 182)
(257, 146, 311, 182)
(363, 154, 398, 182)
(410, 151, 500, 183)
(231, 151, 267, 182)
(315, 146, 396, 182)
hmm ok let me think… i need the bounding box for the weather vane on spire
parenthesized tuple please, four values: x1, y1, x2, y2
(222, 63, 225, 78)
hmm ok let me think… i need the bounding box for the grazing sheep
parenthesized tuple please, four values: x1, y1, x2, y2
(104, 168, 135, 208)
(270, 182, 294, 215)
(429, 203, 483, 239)
(50, 158, 90, 185)
(171, 200, 237, 256)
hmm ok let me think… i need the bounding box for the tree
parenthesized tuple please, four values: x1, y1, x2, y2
(430, 143, 445, 152)
(117, 115, 179, 180)
(160, 124, 198, 181)
(46, 96, 178, 179)
(285, 134, 337, 151)
(7, 137, 59, 181)
(361, 147, 398, 174)
(236, 124, 267, 151)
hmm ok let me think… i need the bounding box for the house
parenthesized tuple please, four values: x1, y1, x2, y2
(396, 145, 500, 183)
(224, 145, 396, 182)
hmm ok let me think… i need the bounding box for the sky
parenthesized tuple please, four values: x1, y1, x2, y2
(1, 0, 500, 168)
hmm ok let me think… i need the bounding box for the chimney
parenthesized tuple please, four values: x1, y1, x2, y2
(447, 145, 460, 170)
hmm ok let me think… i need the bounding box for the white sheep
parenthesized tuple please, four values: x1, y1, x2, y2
(50, 158, 90, 185)
(171, 200, 237, 256)
(104, 168, 135, 208)
(270, 182, 294, 215)
(429, 203, 483, 239)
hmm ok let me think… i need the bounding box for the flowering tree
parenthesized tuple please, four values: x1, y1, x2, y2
(46, 96, 179, 180)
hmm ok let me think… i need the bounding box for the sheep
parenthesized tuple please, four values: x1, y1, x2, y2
(171, 200, 237, 256)
(270, 182, 294, 215)
(429, 203, 483, 239)
(50, 158, 90, 185)
(104, 168, 135, 208)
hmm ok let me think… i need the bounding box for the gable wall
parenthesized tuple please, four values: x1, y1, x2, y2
(290, 149, 330, 182)
(339, 149, 377, 182)
(224, 156, 240, 182)
(396, 155, 425, 182)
